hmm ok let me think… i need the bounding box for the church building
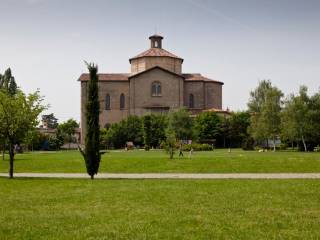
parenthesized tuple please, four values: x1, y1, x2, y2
(79, 35, 224, 137)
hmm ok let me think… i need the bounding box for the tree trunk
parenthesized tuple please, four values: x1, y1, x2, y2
(9, 142, 14, 179)
(90, 174, 94, 180)
(2, 140, 6, 160)
(273, 136, 276, 152)
(170, 148, 174, 159)
(301, 135, 307, 152)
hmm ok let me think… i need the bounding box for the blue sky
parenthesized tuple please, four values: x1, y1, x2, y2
(0, 0, 319, 122)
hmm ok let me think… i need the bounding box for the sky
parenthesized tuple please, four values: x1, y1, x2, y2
(0, 0, 319, 122)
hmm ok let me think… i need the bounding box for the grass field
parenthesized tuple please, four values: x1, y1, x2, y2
(1, 149, 320, 173)
(1, 178, 319, 239)
(1, 150, 320, 239)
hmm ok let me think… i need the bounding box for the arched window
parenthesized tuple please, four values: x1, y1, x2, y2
(120, 93, 125, 109)
(151, 82, 161, 96)
(189, 94, 194, 108)
(105, 94, 110, 110)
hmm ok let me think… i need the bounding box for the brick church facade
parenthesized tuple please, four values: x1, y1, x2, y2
(79, 35, 224, 138)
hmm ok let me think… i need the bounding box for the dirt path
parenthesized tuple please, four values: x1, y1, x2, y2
(1, 173, 320, 179)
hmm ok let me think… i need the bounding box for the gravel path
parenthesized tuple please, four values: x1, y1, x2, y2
(1, 173, 320, 179)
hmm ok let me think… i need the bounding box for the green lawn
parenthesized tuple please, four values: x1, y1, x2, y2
(1, 149, 320, 173)
(0, 178, 319, 239)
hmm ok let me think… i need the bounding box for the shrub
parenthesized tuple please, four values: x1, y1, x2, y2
(242, 137, 255, 150)
(48, 135, 64, 150)
(182, 143, 213, 151)
(159, 141, 166, 149)
(144, 145, 150, 151)
(279, 143, 288, 150)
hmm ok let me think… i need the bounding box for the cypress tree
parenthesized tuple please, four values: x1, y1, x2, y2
(0, 68, 17, 95)
(0, 73, 4, 160)
(0, 68, 18, 161)
(8, 76, 17, 96)
(2, 68, 12, 90)
(0, 74, 3, 88)
(79, 62, 101, 179)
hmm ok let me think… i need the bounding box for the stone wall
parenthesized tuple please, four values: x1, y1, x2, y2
(184, 81, 223, 110)
(184, 81, 205, 109)
(98, 81, 129, 126)
(80, 81, 129, 143)
(129, 68, 184, 116)
(205, 82, 222, 109)
(131, 57, 182, 74)
(130, 58, 146, 74)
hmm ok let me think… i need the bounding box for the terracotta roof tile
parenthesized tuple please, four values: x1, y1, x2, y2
(129, 66, 184, 79)
(79, 73, 129, 81)
(129, 48, 183, 62)
(78, 72, 223, 84)
(183, 73, 223, 84)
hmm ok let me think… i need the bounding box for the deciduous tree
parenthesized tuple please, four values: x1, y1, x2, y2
(260, 87, 283, 151)
(0, 90, 46, 178)
(126, 115, 143, 146)
(168, 108, 194, 140)
(248, 80, 283, 150)
(228, 111, 251, 148)
(58, 119, 79, 149)
(281, 86, 320, 151)
(164, 115, 176, 159)
(195, 111, 222, 143)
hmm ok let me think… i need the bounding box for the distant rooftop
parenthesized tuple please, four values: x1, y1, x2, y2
(129, 47, 183, 63)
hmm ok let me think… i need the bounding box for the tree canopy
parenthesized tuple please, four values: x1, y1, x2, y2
(0, 90, 46, 177)
(58, 119, 79, 149)
(168, 108, 194, 140)
(281, 86, 320, 151)
(248, 80, 283, 150)
(0, 68, 17, 96)
(195, 111, 222, 142)
(42, 113, 59, 129)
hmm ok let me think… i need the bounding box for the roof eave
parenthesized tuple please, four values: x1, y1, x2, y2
(205, 80, 224, 85)
(78, 73, 130, 82)
(128, 66, 185, 79)
(129, 55, 184, 63)
(184, 79, 224, 85)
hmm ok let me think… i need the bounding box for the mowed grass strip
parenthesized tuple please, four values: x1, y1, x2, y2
(1, 149, 320, 173)
(0, 179, 319, 239)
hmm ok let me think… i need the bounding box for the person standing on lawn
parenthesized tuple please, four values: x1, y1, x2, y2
(179, 142, 184, 157)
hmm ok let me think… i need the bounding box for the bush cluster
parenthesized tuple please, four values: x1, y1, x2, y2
(182, 143, 213, 151)
(101, 110, 252, 150)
